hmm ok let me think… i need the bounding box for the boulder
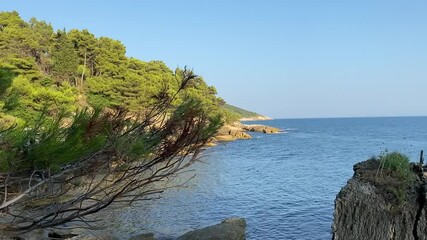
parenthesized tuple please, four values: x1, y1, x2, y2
(177, 217, 246, 240)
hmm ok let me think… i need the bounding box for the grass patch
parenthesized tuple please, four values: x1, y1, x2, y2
(378, 151, 413, 182)
(376, 151, 415, 206)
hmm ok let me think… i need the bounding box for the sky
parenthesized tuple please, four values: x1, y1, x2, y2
(2, 0, 427, 118)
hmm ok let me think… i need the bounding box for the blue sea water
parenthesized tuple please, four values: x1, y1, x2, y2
(107, 117, 427, 240)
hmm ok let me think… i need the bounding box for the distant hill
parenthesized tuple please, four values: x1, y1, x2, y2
(223, 104, 271, 121)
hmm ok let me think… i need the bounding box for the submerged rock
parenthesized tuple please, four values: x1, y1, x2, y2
(128, 233, 157, 240)
(332, 159, 427, 240)
(48, 231, 78, 239)
(177, 217, 246, 240)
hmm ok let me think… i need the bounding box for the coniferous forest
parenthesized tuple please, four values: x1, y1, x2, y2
(0, 11, 243, 232)
(0, 11, 241, 127)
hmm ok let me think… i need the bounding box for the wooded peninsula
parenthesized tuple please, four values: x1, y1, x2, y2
(0, 11, 263, 235)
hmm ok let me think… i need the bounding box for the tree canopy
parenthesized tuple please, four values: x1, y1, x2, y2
(0, 11, 241, 126)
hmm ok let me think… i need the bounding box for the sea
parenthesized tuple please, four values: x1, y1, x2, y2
(101, 117, 427, 240)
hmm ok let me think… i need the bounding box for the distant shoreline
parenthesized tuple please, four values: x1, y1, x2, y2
(275, 115, 427, 120)
(239, 116, 272, 121)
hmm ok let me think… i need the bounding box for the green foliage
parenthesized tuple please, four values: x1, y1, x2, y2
(86, 76, 120, 108)
(0, 56, 42, 80)
(1, 74, 77, 123)
(0, 11, 236, 124)
(221, 104, 265, 122)
(0, 11, 30, 56)
(222, 104, 260, 118)
(94, 37, 128, 78)
(0, 92, 223, 174)
(51, 31, 79, 83)
(0, 112, 22, 129)
(0, 109, 108, 172)
(0, 12, 50, 81)
(219, 107, 241, 123)
(0, 76, 223, 231)
(0, 10, 262, 139)
(0, 68, 14, 97)
(68, 29, 97, 82)
(378, 151, 413, 181)
(0, 11, 230, 231)
(0, 11, 26, 29)
(376, 151, 415, 205)
(27, 17, 54, 73)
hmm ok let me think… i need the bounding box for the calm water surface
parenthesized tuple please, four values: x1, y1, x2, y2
(105, 117, 427, 240)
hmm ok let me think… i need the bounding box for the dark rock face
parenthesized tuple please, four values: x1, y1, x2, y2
(177, 217, 246, 240)
(332, 160, 427, 240)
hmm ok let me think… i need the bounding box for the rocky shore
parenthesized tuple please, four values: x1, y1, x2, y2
(332, 159, 427, 240)
(177, 217, 246, 240)
(211, 122, 280, 144)
(11, 217, 247, 240)
(130, 217, 246, 240)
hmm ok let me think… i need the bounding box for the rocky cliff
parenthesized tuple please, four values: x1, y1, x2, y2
(332, 159, 427, 240)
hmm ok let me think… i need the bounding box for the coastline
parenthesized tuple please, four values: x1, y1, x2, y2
(210, 120, 280, 145)
(239, 116, 272, 121)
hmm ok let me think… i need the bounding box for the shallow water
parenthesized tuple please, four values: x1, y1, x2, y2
(102, 117, 427, 239)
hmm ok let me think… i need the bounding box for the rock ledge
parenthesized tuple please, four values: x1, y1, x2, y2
(177, 217, 246, 240)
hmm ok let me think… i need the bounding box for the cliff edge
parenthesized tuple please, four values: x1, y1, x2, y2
(332, 157, 427, 240)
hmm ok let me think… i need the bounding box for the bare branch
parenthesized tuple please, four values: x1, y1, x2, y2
(0, 69, 221, 233)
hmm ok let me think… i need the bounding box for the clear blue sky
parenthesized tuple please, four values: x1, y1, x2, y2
(2, 0, 427, 118)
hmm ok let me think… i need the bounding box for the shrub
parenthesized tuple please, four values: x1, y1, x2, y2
(378, 151, 413, 182)
(376, 151, 415, 206)
(0, 109, 108, 172)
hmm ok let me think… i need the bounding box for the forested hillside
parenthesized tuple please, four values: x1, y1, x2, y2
(0, 11, 228, 231)
(222, 104, 268, 120)
(0, 11, 242, 126)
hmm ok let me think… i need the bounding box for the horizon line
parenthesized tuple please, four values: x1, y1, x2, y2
(268, 115, 427, 120)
